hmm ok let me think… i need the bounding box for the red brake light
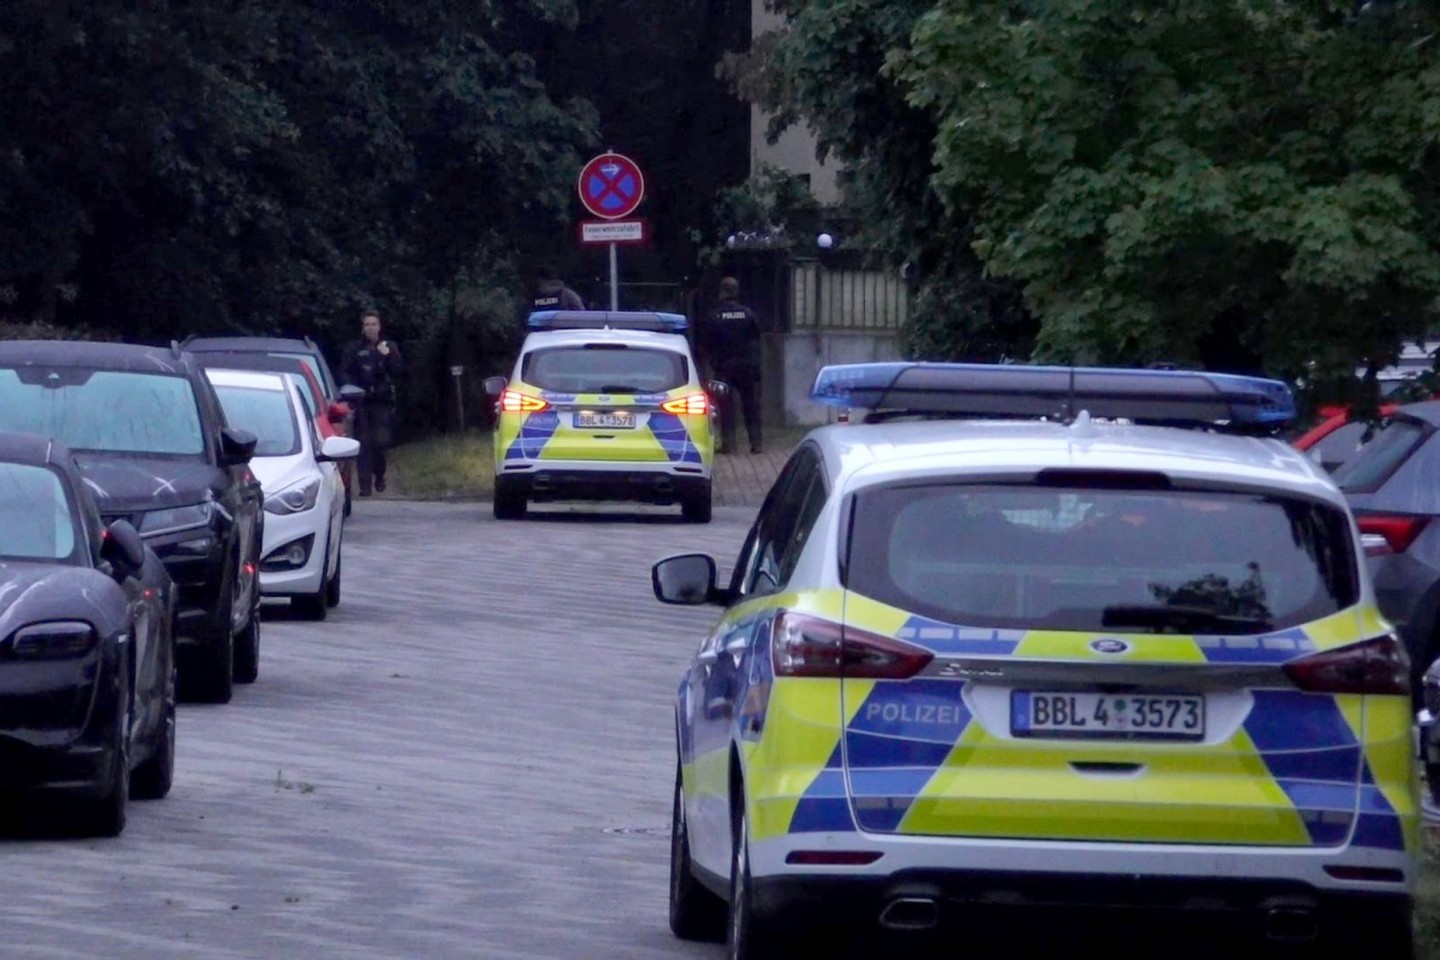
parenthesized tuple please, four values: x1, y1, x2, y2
(661, 393, 709, 416)
(501, 389, 550, 413)
(1356, 514, 1430, 557)
(771, 613, 933, 679)
(1283, 636, 1410, 696)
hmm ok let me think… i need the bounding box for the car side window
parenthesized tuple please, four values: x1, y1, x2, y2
(736, 446, 823, 599)
(776, 470, 828, 586)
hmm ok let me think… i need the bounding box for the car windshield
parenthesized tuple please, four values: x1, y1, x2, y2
(0, 367, 205, 456)
(847, 483, 1358, 634)
(1333, 417, 1428, 492)
(522, 345, 687, 394)
(212, 385, 300, 457)
(0, 462, 79, 563)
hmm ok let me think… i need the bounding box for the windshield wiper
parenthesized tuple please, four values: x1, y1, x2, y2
(1100, 603, 1273, 634)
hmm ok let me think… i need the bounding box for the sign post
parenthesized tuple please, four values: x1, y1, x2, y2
(577, 152, 645, 311)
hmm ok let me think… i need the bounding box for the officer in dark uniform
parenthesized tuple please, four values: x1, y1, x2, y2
(703, 276, 763, 454)
(341, 309, 403, 495)
(533, 265, 586, 312)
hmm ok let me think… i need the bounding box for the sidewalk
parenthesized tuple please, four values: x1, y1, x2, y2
(712, 447, 788, 508)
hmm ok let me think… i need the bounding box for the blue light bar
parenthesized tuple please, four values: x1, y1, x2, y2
(811, 362, 1296, 432)
(527, 311, 688, 333)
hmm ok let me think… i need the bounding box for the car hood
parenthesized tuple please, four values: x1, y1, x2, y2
(73, 453, 222, 514)
(247, 453, 317, 496)
(0, 560, 127, 639)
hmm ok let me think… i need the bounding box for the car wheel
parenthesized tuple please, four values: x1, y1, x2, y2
(233, 602, 260, 684)
(131, 665, 176, 800)
(80, 680, 130, 837)
(186, 580, 236, 705)
(493, 478, 527, 520)
(728, 795, 783, 960)
(682, 482, 712, 524)
(325, 551, 342, 608)
(670, 763, 726, 941)
(292, 533, 331, 621)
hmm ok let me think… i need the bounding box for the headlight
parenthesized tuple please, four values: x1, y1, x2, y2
(265, 477, 321, 515)
(9, 621, 98, 659)
(140, 502, 213, 537)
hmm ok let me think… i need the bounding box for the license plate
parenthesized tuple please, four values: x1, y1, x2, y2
(1011, 691, 1205, 741)
(575, 410, 635, 429)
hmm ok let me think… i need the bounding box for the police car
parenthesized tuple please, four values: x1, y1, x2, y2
(652, 362, 1417, 958)
(485, 311, 715, 522)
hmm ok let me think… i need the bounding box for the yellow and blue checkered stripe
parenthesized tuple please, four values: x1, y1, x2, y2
(497, 388, 710, 465)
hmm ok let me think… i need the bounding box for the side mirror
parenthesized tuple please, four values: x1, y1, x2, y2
(484, 376, 507, 398)
(653, 553, 723, 606)
(339, 384, 366, 402)
(220, 427, 258, 466)
(327, 402, 351, 424)
(101, 520, 146, 580)
(318, 436, 361, 461)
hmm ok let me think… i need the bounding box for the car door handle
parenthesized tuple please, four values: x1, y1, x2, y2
(724, 637, 748, 656)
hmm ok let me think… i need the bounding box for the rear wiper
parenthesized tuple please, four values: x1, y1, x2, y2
(1100, 603, 1273, 634)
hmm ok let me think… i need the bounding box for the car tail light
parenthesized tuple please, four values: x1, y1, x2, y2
(1283, 635, 1410, 696)
(1356, 514, 1429, 557)
(501, 389, 549, 413)
(661, 393, 709, 416)
(771, 613, 933, 679)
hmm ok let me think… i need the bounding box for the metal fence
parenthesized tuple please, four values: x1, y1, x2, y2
(790, 259, 909, 332)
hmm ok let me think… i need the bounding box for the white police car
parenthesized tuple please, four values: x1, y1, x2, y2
(485, 311, 716, 521)
(652, 362, 1417, 958)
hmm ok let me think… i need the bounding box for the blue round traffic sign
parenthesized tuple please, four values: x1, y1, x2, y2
(578, 153, 645, 220)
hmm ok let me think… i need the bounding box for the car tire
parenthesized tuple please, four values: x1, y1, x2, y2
(233, 602, 260, 685)
(493, 479, 527, 520)
(728, 794, 783, 960)
(326, 551, 342, 608)
(669, 763, 726, 941)
(80, 678, 130, 837)
(131, 665, 176, 800)
(187, 580, 236, 704)
(292, 533, 331, 621)
(682, 483, 712, 524)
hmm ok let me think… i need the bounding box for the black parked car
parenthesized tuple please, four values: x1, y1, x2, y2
(0, 342, 264, 704)
(1333, 400, 1440, 694)
(0, 431, 176, 835)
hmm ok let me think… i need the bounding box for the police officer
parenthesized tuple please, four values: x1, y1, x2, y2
(341, 309, 403, 495)
(703, 277, 763, 454)
(533, 265, 586, 312)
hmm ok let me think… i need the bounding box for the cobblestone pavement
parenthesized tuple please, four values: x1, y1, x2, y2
(0, 500, 756, 960)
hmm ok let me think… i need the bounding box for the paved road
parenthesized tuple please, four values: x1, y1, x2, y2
(0, 500, 751, 960)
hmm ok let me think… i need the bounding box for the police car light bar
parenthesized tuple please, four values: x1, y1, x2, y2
(527, 311, 688, 333)
(810, 362, 1296, 432)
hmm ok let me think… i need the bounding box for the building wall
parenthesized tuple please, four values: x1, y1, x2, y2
(750, 0, 842, 205)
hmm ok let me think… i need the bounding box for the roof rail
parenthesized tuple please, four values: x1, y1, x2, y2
(811, 362, 1296, 434)
(526, 310, 687, 334)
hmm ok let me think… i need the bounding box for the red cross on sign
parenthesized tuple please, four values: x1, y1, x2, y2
(578, 153, 645, 221)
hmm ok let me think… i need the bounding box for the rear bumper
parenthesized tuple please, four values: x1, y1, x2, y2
(497, 460, 710, 504)
(749, 868, 1411, 945)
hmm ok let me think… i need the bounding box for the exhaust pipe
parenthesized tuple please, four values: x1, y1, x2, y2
(879, 897, 939, 931)
(1262, 899, 1318, 942)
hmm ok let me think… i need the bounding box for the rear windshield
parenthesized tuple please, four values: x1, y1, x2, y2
(1333, 417, 1428, 492)
(0, 462, 78, 563)
(848, 483, 1358, 634)
(211, 385, 300, 457)
(0, 367, 204, 456)
(522, 346, 687, 394)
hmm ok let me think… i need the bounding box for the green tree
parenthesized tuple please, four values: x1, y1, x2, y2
(897, 0, 1440, 379)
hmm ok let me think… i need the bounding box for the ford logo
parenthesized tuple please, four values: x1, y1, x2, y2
(1090, 638, 1130, 655)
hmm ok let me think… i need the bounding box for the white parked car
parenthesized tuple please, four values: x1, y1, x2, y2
(203, 368, 358, 620)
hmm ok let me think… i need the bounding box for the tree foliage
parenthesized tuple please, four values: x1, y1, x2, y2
(745, 0, 1440, 380)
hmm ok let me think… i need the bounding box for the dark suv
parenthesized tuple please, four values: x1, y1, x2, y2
(1332, 400, 1440, 693)
(0, 341, 264, 704)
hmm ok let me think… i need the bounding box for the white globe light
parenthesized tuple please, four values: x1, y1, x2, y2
(726, 235, 737, 248)
(817, 233, 834, 249)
